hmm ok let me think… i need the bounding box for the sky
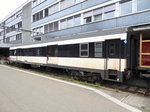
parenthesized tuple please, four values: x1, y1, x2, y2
(0, 0, 28, 21)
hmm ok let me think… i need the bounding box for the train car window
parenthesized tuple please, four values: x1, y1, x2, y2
(10, 50, 15, 56)
(95, 42, 103, 57)
(27, 49, 30, 56)
(41, 47, 47, 56)
(23, 49, 28, 56)
(58, 44, 79, 57)
(13, 50, 15, 56)
(25, 48, 34, 56)
(33, 47, 46, 56)
(36, 48, 40, 56)
(9, 51, 11, 56)
(22, 49, 24, 56)
(109, 42, 116, 56)
(17, 49, 22, 56)
(80, 43, 89, 57)
(47, 45, 58, 57)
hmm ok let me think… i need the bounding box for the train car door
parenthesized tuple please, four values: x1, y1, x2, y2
(105, 39, 121, 81)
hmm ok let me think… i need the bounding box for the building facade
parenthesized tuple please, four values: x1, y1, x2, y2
(0, 0, 150, 46)
(0, 0, 32, 47)
(31, 0, 150, 42)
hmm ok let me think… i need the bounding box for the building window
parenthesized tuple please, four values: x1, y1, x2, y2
(5, 38, 10, 43)
(80, 43, 89, 57)
(95, 42, 103, 57)
(0, 31, 4, 36)
(33, 15, 36, 22)
(33, 0, 38, 7)
(18, 22, 22, 29)
(93, 8, 103, 21)
(33, 11, 43, 22)
(49, 23, 53, 32)
(36, 13, 40, 20)
(39, 11, 43, 19)
(84, 17, 92, 23)
(54, 21, 59, 31)
(67, 17, 74, 28)
(60, 19, 67, 29)
(104, 11, 115, 19)
(33, 26, 44, 36)
(94, 14, 102, 21)
(44, 21, 59, 33)
(10, 25, 16, 32)
(40, 27, 44, 34)
(48, 3, 59, 15)
(16, 33, 22, 40)
(137, 0, 150, 11)
(10, 36, 16, 42)
(45, 8, 49, 17)
(6, 28, 11, 34)
(84, 11, 93, 23)
(44, 24, 49, 33)
(60, 0, 66, 10)
(104, 4, 115, 19)
(60, 0, 74, 10)
(74, 15, 81, 26)
(120, 0, 132, 15)
(60, 14, 81, 29)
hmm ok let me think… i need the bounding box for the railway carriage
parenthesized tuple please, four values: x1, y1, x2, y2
(9, 28, 150, 84)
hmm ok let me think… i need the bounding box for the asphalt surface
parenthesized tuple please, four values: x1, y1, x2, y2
(0, 65, 140, 112)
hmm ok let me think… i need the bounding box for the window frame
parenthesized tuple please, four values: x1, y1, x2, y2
(16, 33, 22, 40)
(95, 42, 103, 58)
(67, 17, 74, 28)
(94, 14, 102, 22)
(119, 0, 132, 16)
(109, 41, 116, 56)
(74, 14, 81, 26)
(80, 43, 89, 57)
(103, 10, 115, 19)
(84, 16, 92, 23)
(60, 19, 67, 29)
(137, 0, 150, 11)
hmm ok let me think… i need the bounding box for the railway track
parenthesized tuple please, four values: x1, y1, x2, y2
(39, 68, 150, 96)
(8, 64, 150, 97)
(102, 81, 150, 96)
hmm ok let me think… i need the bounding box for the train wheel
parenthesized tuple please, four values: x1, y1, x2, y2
(70, 71, 81, 80)
(97, 74, 103, 84)
(85, 73, 99, 83)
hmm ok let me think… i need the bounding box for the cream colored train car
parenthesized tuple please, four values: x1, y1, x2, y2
(9, 33, 127, 82)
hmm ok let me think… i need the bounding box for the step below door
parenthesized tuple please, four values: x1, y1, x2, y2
(105, 39, 121, 81)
